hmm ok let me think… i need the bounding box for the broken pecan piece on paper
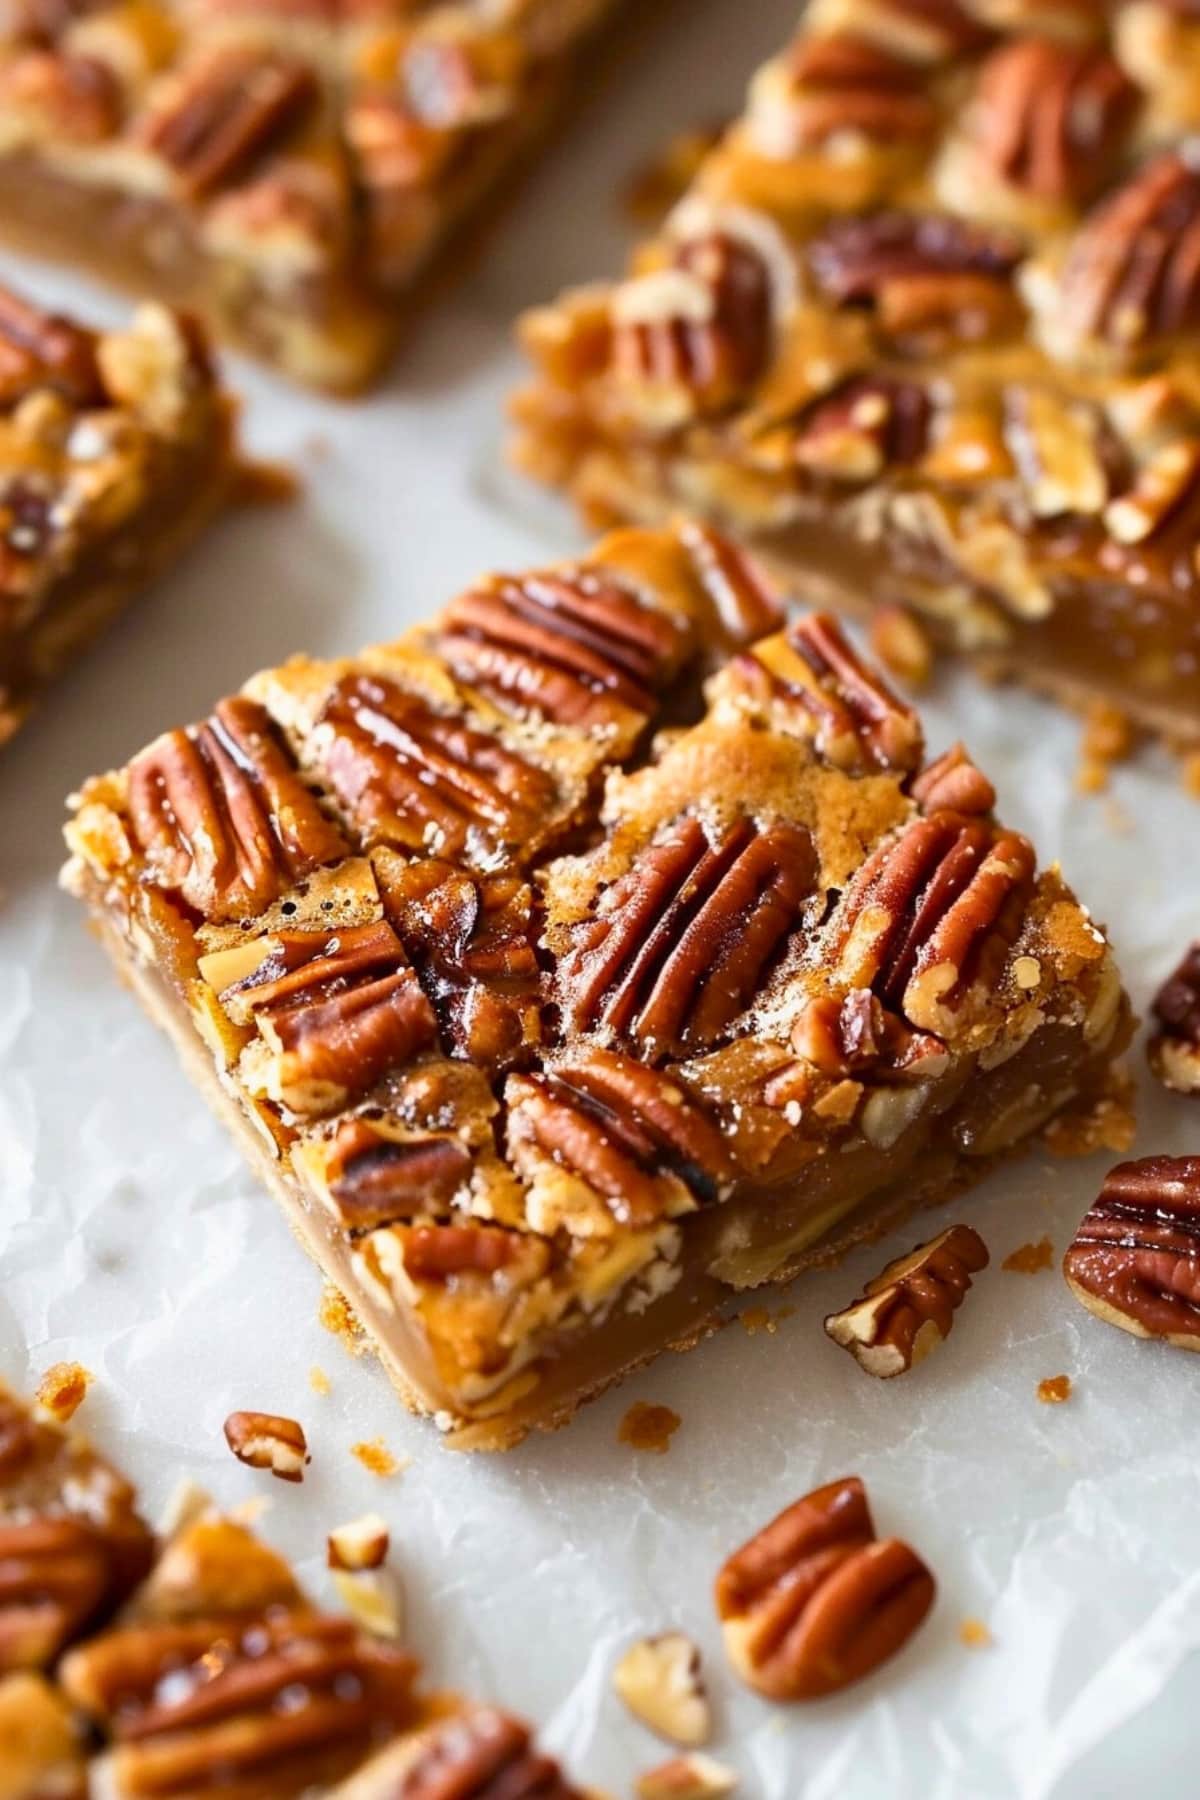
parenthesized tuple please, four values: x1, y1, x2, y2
(714, 1475, 934, 1700)
(223, 1409, 310, 1481)
(1147, 942, 1200, 1096)
(825, 1224, 990, 1376)
(1063, 1156, 1200, 1349)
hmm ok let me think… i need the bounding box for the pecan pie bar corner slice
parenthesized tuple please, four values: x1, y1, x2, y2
(0, 283, 236, 748)
(62, 530, 1131, 1450)
(513, 0, 1200, 747)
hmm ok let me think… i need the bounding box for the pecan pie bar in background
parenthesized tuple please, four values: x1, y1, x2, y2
(62, 524, 1132, 1450)
(513, 0, 1200, 746)
(0, 284, 235, 748)
(0, 0, 630, 393)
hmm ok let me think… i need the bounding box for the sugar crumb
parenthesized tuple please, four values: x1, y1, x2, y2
(319, 1284, 366, 1356)
(350, 1438, 404, 1478)
(1037, 1374, 1072, 1405)
(1002, 1236, 1053, 1275)
(618, 1402, 681, 1455)
(309, 1366, 331, 1396)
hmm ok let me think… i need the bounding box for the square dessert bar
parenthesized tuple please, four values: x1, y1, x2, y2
(515, 0, 1200, 744)
(63, 525, 1131, 1450)
(0, 1380, 592, 1796)
(0, 284, 235, 748)
(0, 0, 626, 392)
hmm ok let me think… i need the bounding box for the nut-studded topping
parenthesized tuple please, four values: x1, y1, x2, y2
(910, 744, 996, 816)
(556, 816, 816, 1057)
(795, 375, 932, 480)
(507, 1050, 734, 1229)
(0, 284, 101, 408)
(824, 1223, 989, 1376)
(714, 1475, 935, 1700)
(612, 232, 773, 413)
(127, 697, 348, 924)
(789, 988, 948, 1083)
(1148, 942, 1200, 1096)
(809, 212, 1024, 346)
(434, 565, 689, 729)
(612, 1633, 711, 1747)
(218, 919, 438, 1116)
(1064, 1156, 1200, 1348)
(1054, 152, 1200, 352)
(321, 1119, 474, 1232)
(336, 1706, 585, 1800)
(829, 810, 1036, 1035)
(138, 47, 317, 198)
(316, 674, 559, 870)
(749, 33, 939, 157)
(964, 38, 1138, 204)
(0, 46, 122, 141)
(61, 1606, 418, 1796)
(223, 1410, 309, 1482)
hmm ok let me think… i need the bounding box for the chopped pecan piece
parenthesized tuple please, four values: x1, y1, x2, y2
(224, 919, 438, 1115)
(795, 374, 931, 479)
(1055, 152, 1200, 352)
(612, 1633, 710, 1747)
(328, 1514, 389, 1572)
(714, 1476, 934, 1700)
(612, 232, 773, 411)
(322, 1119, 474, 1232)
(435, 566, 689, 727)
(223, 1410, 309, 1482)
(557, 815, 816, 1057)
(398, 1222, 520, 1282)
(138, 47, 317, 198)
(127, 696, 348, 924)
(824, 1223, 990, 1376)
(1148, 942, 1200, 1095)
(830, 810, 1036, 1034)
(1063, 1156, 1200, 1348)
(965, 38, 1138, 204)
(0, 285, 101, 409)
(334, 1705, 586, 1800)
(317, 674, 559, 869)
(790, 988, 948, 1082)
(809, 211, 1024, 345)
(910, 744, 996, 816)
(507, 1050, 734, 1228)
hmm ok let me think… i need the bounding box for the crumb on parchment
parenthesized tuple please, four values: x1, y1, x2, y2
(309, 1366, 331, 1396)
(618, 1402, 681, 1455)
(351, 1438, 406, 1478)
(1037, 1375, 1072, 1404)
(1002, 1237, 1054, 1275)
(319, 1284, 367, 1356)
(36, 1361, 92, 1423)
(960, 1617, 993, 1649)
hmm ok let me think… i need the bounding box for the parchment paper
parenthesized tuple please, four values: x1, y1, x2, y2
(1, 3, 1197, 1793)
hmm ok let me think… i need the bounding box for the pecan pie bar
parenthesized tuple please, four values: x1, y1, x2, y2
(63, 526, 1131, 1449)
(0, 0, 626, 392)
(514, 0, 1200, 744)
(0, 284, 235, 748)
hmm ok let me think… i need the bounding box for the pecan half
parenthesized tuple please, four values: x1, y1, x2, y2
(612, 232, 773, 412)
(0, 46, 122, 141)
(825, 1223, 989, 1376)
(434, 565, 688, 728)
(127, 696, 348, 924)
(1063, 1156, 1200, 1349)
(223, 1410, 309, 1482)
(910, 744, 996, 816)
(676, 520, 785, 645)
(317, 674, 558, 869)
(830, 810, 1036, 1034)
(714, 1476, 934, 1700)
(785, 613, 923, 772)
(756, 33, 939, 154)
(965, 38, 1138, 204)
(228, 919, 438, 1115)
(338, 1705, 585, 1800)
(795, 374, 931, 479)
(1055, 152, 1200, 352)
(61, 1607, 418, 1796)
(138, 47, 317, 198)
(398, 1222, 520, 1282)
(0, 1517, 116, 1670)
(809, 211, 1024, 346)
(507, 1050, 734, 1229)
(322, 1118, 474, 1232)
(1148, 942, 1200, 1096)
(557, 816, 816, 1057)
(0, 285, 101, 409)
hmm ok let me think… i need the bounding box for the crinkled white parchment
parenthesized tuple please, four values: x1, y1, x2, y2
(1, 3, 1198, 1793)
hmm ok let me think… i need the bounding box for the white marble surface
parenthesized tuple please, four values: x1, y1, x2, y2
(1, 2, 1198, 1794)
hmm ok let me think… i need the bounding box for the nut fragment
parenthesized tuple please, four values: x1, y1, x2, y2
(332, 1563, 404, 1640)
(825, 1224, 989, 1376)
(612, 1633, 710, 1747)
(636, 1753, 739, 1800)
(1054, 153, 1200, 353)
(1063, 1156, 1200, 1349)
(714, 1475, 934, 1700)
(1147, 941, 1200, 1096)
(138, 46, 316, 197)
(868, 605, 934, 689)
(0, 284, 101, 408)
(964, 38, 1137, 204)
(223, 1410, 309, 1482)
(327, 1513, 389, 1571)
(34, 1361, 92, 1424)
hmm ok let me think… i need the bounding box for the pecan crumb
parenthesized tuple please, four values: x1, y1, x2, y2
(308, 1365, 331, 1396)
(959, 1617, 992, 1649)
(618, 1402, 682, 1454)
(1002, 1237, 1054, 1274)
(351, 1437, 403, 1477)
(319, 1283, 367, 1355)
(35, 1360, 92, 1423)
(1037, 1375, 1072, 1404)
(1044, 1076, 1137, 1157)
